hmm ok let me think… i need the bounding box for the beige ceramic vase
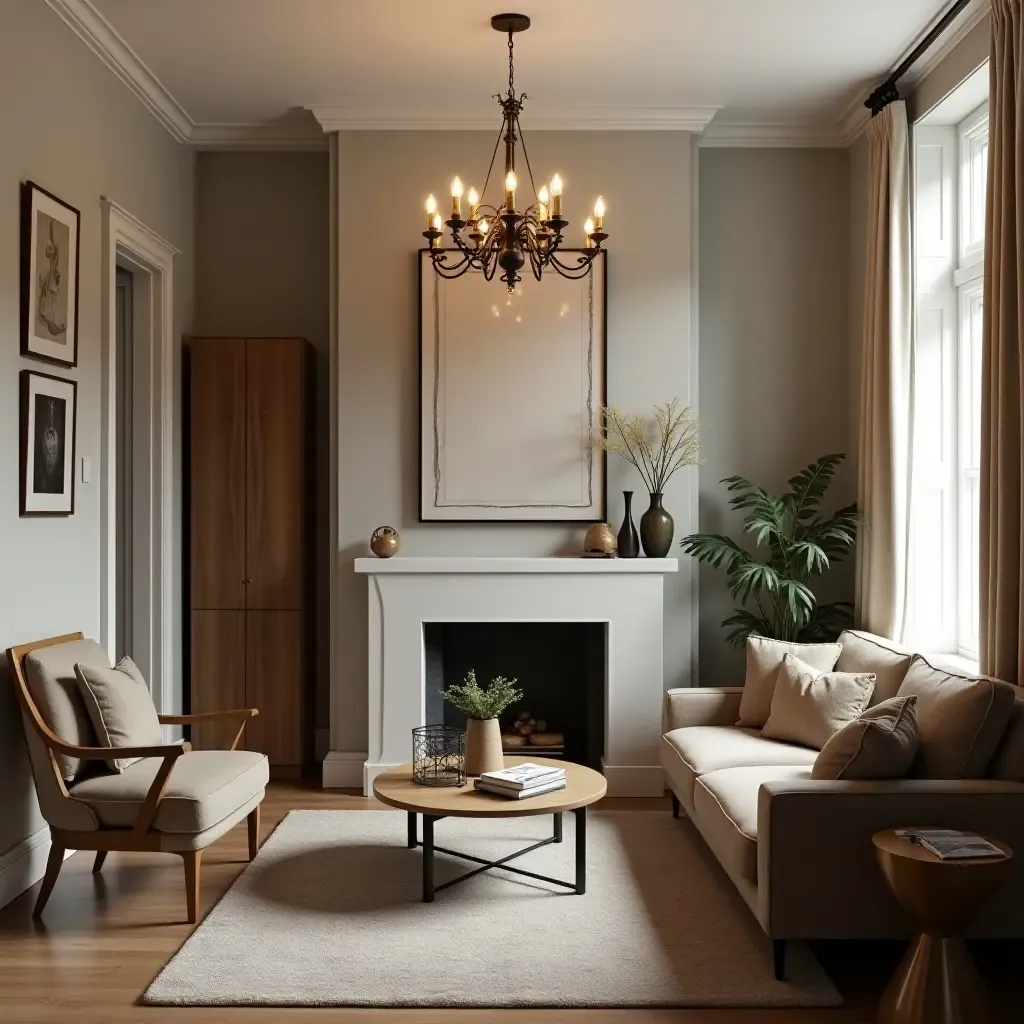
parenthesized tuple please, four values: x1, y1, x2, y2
(465, 718, 504, 776)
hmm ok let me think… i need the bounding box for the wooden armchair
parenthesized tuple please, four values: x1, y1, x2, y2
(6, 633, 269, 923)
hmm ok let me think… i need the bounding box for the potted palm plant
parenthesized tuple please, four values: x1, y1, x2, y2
(679, 454, 858, 645)
(443, 670, 523, 775)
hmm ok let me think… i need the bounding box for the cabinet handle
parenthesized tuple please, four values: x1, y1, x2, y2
(244, 577, 252, 584)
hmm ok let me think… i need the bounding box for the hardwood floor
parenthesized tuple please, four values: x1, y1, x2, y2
(0, 781, 1019, 1023)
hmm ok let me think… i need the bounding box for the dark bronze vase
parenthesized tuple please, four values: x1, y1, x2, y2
(640, 492, 674, 557)
(617, 490, 640, 558)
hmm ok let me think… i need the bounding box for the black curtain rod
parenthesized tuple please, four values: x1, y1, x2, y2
(865, 0, 974, 115)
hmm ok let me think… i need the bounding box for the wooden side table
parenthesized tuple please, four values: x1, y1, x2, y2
(873, 829, 1012, 1024)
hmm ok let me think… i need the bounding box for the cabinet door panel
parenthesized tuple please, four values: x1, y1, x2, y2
(246, 339, 304, 610)
(191, 611, 246, 751)
(190, 340, 246, 609)
(246, 610, 302, 766)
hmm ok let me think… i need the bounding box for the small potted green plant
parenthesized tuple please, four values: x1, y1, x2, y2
(442, 670, 523, 775)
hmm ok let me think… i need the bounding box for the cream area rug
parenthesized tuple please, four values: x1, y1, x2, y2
(144, 809, 841, 1008)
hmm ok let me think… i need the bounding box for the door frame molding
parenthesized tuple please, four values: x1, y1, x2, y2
(100, 197, 179, 720)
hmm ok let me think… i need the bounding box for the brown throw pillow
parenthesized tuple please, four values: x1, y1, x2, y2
(762, 653, 875, 749)
(736, 636, 843, 728)
(812, 696, 919, 780)
(897, 656, 1017, 778)
(74, 657, 163, 772)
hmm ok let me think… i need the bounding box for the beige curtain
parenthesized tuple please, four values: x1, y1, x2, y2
(981, 0, 1024, 684)
(856, 101, 913, 640)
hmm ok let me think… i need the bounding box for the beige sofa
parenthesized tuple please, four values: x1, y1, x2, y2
(661, 630, 1024, 978)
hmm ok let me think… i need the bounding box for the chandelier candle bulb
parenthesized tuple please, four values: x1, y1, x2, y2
(584, 217, 595, 247)
(425, 193, 437, 229)
(468, 186, 480, 217)
(538, 184, 550, 222)
(550, 174, 563, 218)
(451, 176, 464, 216)
(593, 196, 606, 231)
(505, 169, 517, 208)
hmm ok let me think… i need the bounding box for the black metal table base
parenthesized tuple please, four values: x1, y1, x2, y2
(407, 808, 587, 903)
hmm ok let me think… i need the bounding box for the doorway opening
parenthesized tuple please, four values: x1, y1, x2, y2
(114, 265, 134, 663)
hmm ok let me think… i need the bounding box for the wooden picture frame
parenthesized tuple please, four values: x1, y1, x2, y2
(20, 369, 77, 516)
(418, 250, 607, 523)
(21, 181, 81, 367)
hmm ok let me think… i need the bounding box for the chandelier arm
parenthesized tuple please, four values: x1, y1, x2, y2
(543, 251, 601, 278)
(479, 113, 507, 206)
(427, 253, 480, 280)
(515, 112, 541, 201)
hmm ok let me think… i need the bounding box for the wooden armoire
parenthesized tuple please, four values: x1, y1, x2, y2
(188, 337, 311, 774)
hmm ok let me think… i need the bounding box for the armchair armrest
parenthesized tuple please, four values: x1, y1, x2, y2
(755, 778, 1024, 939)
(159, 707, 259, 750)
(664, 687, 743, 731)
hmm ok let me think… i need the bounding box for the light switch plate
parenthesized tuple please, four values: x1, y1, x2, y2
(81, 456, 91, 483)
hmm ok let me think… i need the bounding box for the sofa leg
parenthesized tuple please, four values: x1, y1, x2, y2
(773, 939, 786, 981)
(181, 850, 203, 924)
(92, 851, 108, 875)
(33, 840, 65, 918)
(671, 792, 680, 819)
(247, 805, 261, 861)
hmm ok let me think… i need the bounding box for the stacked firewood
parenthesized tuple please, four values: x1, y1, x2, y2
(501, 709, 564, 749)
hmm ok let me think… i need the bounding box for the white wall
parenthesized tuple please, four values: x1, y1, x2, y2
(698, 148, 853, 684)
(332, 130, 697, 756)
(0, 0, 193, 894)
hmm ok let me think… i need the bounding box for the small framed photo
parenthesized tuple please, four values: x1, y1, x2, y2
(20, 370, 77, 516)
(21, 181, 80, 366)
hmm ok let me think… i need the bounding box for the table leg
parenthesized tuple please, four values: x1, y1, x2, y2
(422, 815, 435, 903)
(407, 811, 417, 848)
(553, 812, 563, 843)
(575, 806, 587, 895)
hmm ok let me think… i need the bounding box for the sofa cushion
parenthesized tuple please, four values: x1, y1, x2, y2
(661, 725, 817, 812)
(897, 656, 1017, 779)
(835, 630, 914, 705)
(812, 695, 919, 780)
(69, 750, 269, 833)
(737, 636, 843, 728)
(990, 697, 1024, 782)
(74, 657, 163, 772)
(25, 639, 110, 782)
(762, 653, 875, 750)
(693, 765, 813, 882)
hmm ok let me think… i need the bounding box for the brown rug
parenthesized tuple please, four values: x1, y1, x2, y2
(144, 809, 841, 1008)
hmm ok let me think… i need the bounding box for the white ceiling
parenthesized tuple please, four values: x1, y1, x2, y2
(59, 0, 987, 145)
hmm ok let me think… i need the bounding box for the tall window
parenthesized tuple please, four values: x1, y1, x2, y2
(908, 101, 988, 660)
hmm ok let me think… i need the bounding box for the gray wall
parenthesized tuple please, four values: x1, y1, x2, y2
(193, 151, 331, 731)
(333, 131, 697, 755)
(0, 1, 194, 870)
(698, 148, 853, 684)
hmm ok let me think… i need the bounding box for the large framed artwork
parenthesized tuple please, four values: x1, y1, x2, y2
(419, 250, 606, 522)
(20, 369, 77, 516)
(21, 181, 80, 366)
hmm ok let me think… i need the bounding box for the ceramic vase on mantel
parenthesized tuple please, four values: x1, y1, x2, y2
(465, 717, 504, 776)
(617, 490, 640, 558)
(640, 492, 674, 558)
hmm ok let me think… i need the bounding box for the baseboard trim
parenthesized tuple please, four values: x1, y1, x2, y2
(601, 761, 666, 798)
(322, 750, 368, 790)
(0, 826, 74, 910)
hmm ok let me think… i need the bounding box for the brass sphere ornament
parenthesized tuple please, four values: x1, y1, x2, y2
(370, 525, 400, 558)
(583, 522, 616, 557)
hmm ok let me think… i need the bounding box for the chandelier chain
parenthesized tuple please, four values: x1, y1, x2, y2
(508, 30, 515, 95)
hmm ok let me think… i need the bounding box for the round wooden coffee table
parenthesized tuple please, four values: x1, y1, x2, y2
(873, 829, 1013, 1024)
(373, 757, 607, 903)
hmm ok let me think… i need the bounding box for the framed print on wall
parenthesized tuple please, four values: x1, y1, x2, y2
(21, 181, 80, 366)
(20, 370, 77, 516)
(419, 249, 606, 522)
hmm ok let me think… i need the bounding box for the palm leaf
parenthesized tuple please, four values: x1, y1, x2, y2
(678, 533, 753, 572)
(722, 610, 774, 648)
(785, 454, 845, 523)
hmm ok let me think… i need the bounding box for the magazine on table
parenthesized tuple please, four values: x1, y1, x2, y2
(474, 778, 567, 799)
(478, 763, 566, 791)
(895, 828, 1005, 860)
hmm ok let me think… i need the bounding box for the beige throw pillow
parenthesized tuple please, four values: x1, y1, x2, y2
(74, 657, 163, 772)
(762, 653, 875, 749)
(812, 696, 919, 780)
(897, 656, 1017, 779)
(834, 630, 914, 705)
(736, 636, 843, 728)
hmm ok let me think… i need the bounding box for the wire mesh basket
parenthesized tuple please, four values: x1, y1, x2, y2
(412, 725, 466, 787)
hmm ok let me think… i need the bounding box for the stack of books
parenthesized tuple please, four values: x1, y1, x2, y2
(895, 828, 1006, 860)
(474, 763, 567, 799)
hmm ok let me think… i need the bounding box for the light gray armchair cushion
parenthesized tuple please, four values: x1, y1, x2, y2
(24, 639, 109, 782)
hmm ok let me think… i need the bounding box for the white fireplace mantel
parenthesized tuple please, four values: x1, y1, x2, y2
(345, 556, 677, 797)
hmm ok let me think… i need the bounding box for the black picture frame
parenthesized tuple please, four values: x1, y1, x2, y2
(417, 249, 608, 524)
(20, 369, 77, 516)
(20, 181, 81, 367)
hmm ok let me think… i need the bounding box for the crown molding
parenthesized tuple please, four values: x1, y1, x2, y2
(309, 106, 720, 133)
(700, 120, 845, 148)
(190, 123, 329, 151)
(836, 0, 990, 146)
(43, 0, 193, 143)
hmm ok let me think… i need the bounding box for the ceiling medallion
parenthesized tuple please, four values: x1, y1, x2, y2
(421, 13, 608, 292)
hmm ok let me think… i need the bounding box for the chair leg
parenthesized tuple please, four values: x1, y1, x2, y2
(33, 840, 65, 918)
(671, 792, 680, 819)
(247, 805, 260, 861)
(92, 851, 108, 875)
(181, 850, 203, 924)
(773, 939, 787, 981)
